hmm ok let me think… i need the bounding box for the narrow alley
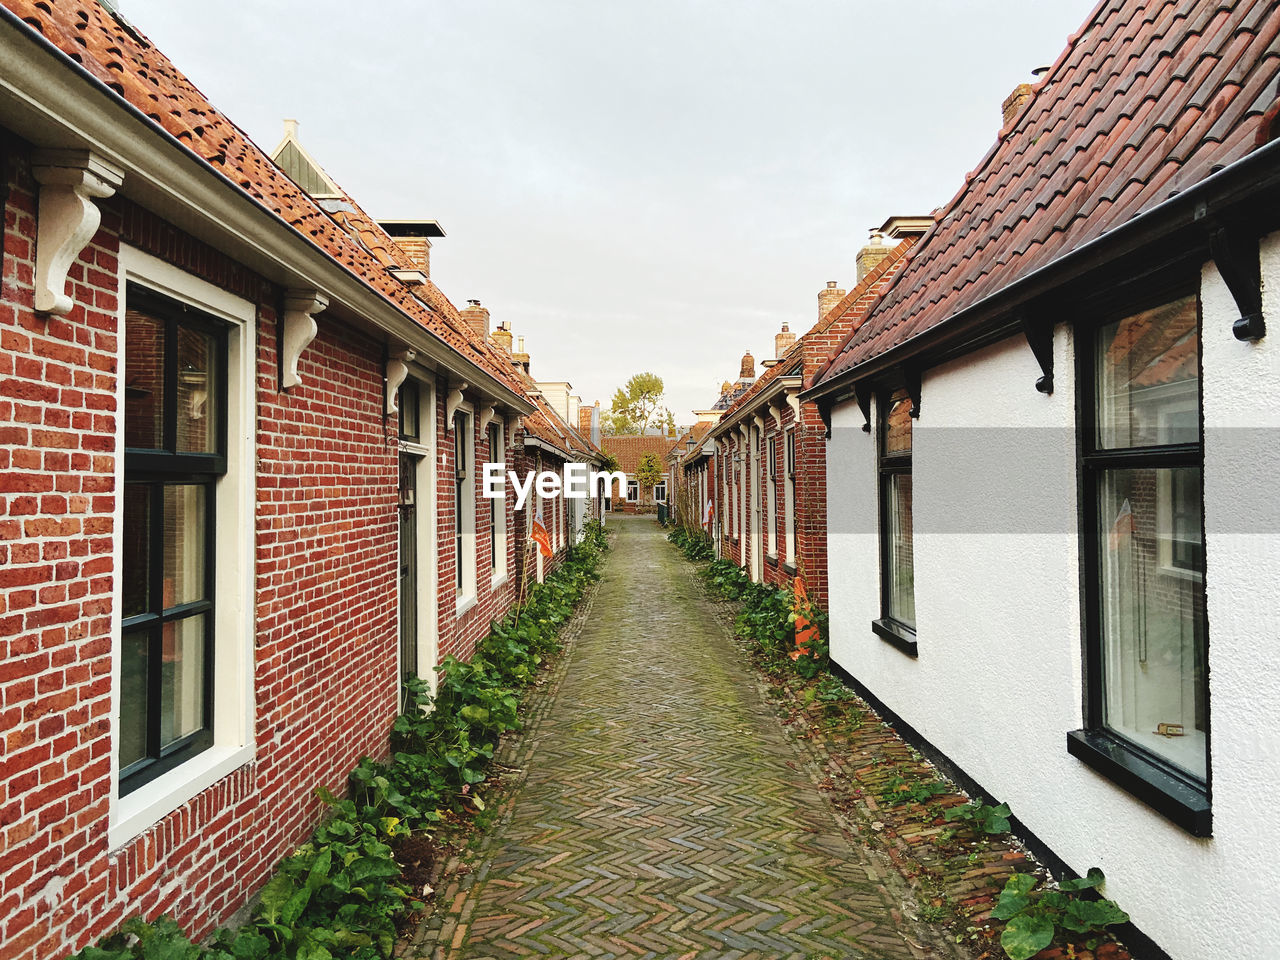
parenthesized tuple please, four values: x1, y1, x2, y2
(408, 517, 953, 960)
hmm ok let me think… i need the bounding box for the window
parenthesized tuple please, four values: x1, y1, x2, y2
(488, 421, 506, 579)
(653, 481, 667, 503)
(121, 285, 226, 795)
(398, 379, 419, 441)
(1069, 292, 1209, 834)
(626, 480, 638, 502)
(767, 436, 777, 557)
(783, 430, 796, 562)
(453, 409, 475, 601)
(873, 390, 916, 655)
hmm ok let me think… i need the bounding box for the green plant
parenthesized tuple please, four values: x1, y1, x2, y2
(880, 774, 949, 807)
(72, 525, 609, 960)
(944, 798, 1012, 835)
(992, 868, 1129, 960)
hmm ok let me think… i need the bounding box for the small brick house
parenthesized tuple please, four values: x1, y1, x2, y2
(0, 3, 583, 957)
(599, 434, 674, 513)
(694, 231, 917, 606)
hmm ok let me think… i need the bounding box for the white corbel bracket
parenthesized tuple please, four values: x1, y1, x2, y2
(752, 414, 766, 435)
(31, 150, 124, 316)
(445, 382, 469, 425)
(385, 349, 416, 414)
(768, 403, 783, 427)
(479, 404, 499, 434)
(785, 388, 802, 420)
(281, 289, 329, 390)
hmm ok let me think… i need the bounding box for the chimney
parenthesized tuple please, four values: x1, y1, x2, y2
(513, 335, 531, 375)
(461, 300, 490, 340)
(818, 280, 845, 320)
(856, 230, 890, 282)
(739, 349, 755, 381)
(775, 322, 797, 358)
(721, 380, 732, 395)
(491, 320, 513, 354)
(377, 220, 444, 278)
(1002, 82, 1033, 128)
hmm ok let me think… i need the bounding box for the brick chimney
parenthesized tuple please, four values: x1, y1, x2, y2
(856, 231, 890, 282)
(739, 349, 755, 381)
(461, 300, 490, 340)
(513, 336, 531, 375)
(377, 220, 444, 277)
(491, 320, 513, 354)
(818, 281, 845, 320)
(775, 323, 797, 358)
(1002, 83, 1033, 128)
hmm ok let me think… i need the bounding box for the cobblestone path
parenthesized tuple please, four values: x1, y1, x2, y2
(410, 516, 952, 960)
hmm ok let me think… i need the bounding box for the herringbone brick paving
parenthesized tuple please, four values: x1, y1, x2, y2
(408, 517, 959, 959)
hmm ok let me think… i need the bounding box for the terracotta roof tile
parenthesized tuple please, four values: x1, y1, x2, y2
(8, 0, 527, 397)
(818, 0, 1280, 386)
(601, 435, 677, 474)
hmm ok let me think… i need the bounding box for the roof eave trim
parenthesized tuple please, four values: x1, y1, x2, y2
(0, 11, 533, 416)
(707, 374, 802, 440)
(804, 136, 1280, 403)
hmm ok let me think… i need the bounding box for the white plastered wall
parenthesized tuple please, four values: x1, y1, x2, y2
(825, 228, 1280, 960)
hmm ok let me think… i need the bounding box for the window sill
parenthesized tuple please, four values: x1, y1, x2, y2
(781, 560, 797, 577)
(1066, 729, 1211, 837)
(765, 553, 778, 568)
(110, 743, 254, 851)
(455, 594, 477, 617)
(490, 572, 509, 590)
(871, 618, 918, 657)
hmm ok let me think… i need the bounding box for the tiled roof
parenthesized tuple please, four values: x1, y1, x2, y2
(8, 0, 527, 396)
(667, 422, 712, 462)
(819, 0, 1280, 385)
(601, 435, 677, 474)
(715, 236, 917, 431)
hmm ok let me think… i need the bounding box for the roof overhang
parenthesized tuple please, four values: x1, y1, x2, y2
(707, 374, 802, 441)
(806, 136, 1280, 408)
(0, 8, 531, 416)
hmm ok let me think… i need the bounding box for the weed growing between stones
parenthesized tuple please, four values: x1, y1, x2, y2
(73, 524, 610, 960)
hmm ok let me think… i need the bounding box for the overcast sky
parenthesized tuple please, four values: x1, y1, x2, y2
(123, 0, 1093, 423)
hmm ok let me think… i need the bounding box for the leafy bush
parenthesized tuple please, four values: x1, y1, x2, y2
(992, 868, 1129, 960)
(666, 526, 713, 562)
(73, 530, 608, 960)
(880, 774, 949, 807)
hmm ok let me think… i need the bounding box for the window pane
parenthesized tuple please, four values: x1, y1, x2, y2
(883, 390, 912, 456)
(887, 473, 916, 628)
(160, 614, 206, 747)
(119, 629, 150, 769)
(124, 310, 164, 449)
(1095, 296, 1199, 450)
(163, 485, 207, 607)
(176, 325, 219, 453)
(122, 484, 151, 618)
(1097, 467, 1206, 779)
(399, 381, 419, 440)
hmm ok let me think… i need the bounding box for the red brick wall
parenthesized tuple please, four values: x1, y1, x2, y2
(0, 138, 411, 959)
(434, 377, 519, 664)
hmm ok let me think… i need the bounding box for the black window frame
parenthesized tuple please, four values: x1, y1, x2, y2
(120, 283, 228, 796)
(398, 379, 420, 442)
(873, 389, 918, 657)
(1068, 282, 1212, 836)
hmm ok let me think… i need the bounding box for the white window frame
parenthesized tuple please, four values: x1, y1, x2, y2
(766, 434, 778, 558)
(626, 479, 639, 502)
(487, 419, 508, 585)
(653, 481, 667, 503)
(110, 245, 256, 850)
(400, 378, 438, 695)
(454, 403, 477, 610)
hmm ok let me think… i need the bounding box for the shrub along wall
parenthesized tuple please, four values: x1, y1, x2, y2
(72, 522, 609, 960)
